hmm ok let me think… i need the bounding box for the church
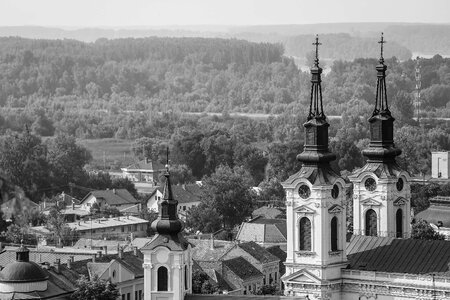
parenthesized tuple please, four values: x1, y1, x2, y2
(142, 34, 450, 300)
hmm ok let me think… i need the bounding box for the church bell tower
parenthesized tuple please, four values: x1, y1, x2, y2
(141, 154, 192, 300)
(282, 36, 348, 300)
(349, 33, 411, 238)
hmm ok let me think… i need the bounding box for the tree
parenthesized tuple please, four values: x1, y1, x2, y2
(192, 270, 218, 294)
(254, 284, 282, 295)
(185, 203, 222, 234)
(233, 143, 268, 185)
(71, 275, 120, 300)
(45, 206, 74, 246)
(257, 178, 286, 204)
(267, 139, 303, 181)
(200, 165, 254, 229)
(411, 219, 446, 240)
(0, 130, 49, 200)
(46, 134, 91, 189)
(172, 132, 206, 179)
(158, 164, 195, 185)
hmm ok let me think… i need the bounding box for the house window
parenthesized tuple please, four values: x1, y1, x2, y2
(134, 225, 138, 231)
(134, 291, 137, 300)
(365, 209, 377, 237)
(157, 266, 168, 291)
(299, 217, 311, 251)
(396, 209, 403, 238)
(139, 290, 142, 300)
(263, 277, 266, 285)
(275, 272, 277, 282)
(269, 273, 273, 284)
(183, 206, 186, 211)
(331, 216, 338, 251)
(122, 295, 125, 300)
(121, 226, 125, 233)
(127, 293, 130, 300)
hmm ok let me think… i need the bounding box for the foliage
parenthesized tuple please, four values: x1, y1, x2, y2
(200, 165, 255, 229)
(138, 209, 158, 236)
(192, 270, 218, 294)
(71, 275, 120, 300)
(185, 204, 222, 234)
(44, 206, 75, 246)
(411, 219, 446, 240)
(257, 178, 286, 205)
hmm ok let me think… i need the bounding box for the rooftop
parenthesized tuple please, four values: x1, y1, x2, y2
(189, 239, 235, 261)
(222, 256, 263, 280)
(122, 158, 165, 172)
(237, 241, 279, 264)
(347, 235, 450, 275)
(151, 183, 203, 204)
(81, 189, 138, 206)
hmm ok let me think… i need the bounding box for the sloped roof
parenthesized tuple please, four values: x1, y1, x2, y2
(81, 189, 138, 206)
(236, 218, 287, 244)
(237, 242, 279, 264)
(252, 206, 282, 219)
(416, 203, 450, 227)
(73, 238, 129, 252)
(1, 197, 39, 219)
(266, 246, 287, 264)
(347, 235, 450, 275)
(222, 257, 263, 280)
(349, 161, 403, 180)
(87, 262, 109, 278)
(185, 296, 299, 300)
(189, 239, 235, 261)
(126, 237, 153, 250)
(283, 165, 340, 186)
(151, 184, 202, 204)
(123, 159, 165, 171)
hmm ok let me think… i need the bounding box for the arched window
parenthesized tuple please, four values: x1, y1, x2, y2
(184, 265, 188, 290)
(396, 209, 403, 238)
(331, 216, 338, 251)
(299, 217, 311, 251)
(157, 266, 168, 291)
(365, 209, 377, 237)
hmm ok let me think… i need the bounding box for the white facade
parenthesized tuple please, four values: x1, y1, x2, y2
(282, 174, 348, 300)
(349, 171, 412, 238)
(432, 151, 450, 179)
(142, 244, 192, 300)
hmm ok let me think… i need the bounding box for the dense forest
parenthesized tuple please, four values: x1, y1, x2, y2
(0, 36, 448, 184)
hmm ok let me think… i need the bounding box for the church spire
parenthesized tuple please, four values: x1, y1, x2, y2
(308, 35, 325, 120)
(150, 148, 183, 235)
(297, 35, 335, 165)
(373, 32, 390, 116)
(363, 33, 401, 163)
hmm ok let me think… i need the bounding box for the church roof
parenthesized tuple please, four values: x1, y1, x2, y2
(347, 235, 450, 275)
(222, 257, 263, 280)
(236, 242, 280, 264)
(236, 218, 287, 244)
(283, 165, 341, 186)
(349, 161, 403, 179)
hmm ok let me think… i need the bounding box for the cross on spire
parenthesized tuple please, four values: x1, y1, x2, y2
(312, 34, 321, 66)
(378, 32, 386, 62)
(165, 146, 170, 172)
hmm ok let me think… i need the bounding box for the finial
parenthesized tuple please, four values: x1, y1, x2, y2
(312, 34, 321, 66)
(378, 32, 386, 63)
(165, 146, 170, 172)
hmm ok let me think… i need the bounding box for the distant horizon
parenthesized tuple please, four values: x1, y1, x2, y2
(0, 0, 448, 27)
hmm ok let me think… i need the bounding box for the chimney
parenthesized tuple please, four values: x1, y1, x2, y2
(133, 246, 138, 256)
(72, 200, 75, 210)
(103, 245, 108, 256)
(54, 259, 60, 273)
(210, 233, 214, 250)
(67, 258, 72, 269)
(92, 254, 96, 263)
(118, 246, 123, 259)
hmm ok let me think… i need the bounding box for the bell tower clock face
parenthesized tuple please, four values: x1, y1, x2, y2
(298, 184, 311, 199)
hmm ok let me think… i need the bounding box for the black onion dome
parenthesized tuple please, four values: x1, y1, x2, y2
(0, 245, 48, 283)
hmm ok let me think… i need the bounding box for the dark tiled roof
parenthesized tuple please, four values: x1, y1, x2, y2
(189, 239, 235, 261)
(252, 206, 282, 219)
(223, 257, 263, 280)
(185, 296, 302, 300)
(248, 218, 285, 225)
(81, 189, 138, 206)
(266, 246, 286, 275)
(283, 165, 340, 186)
(415, 204, 450, 227)
(347, 235, 450, 275)
(152, 184, 202, 204)
(237, 242, 279, 264)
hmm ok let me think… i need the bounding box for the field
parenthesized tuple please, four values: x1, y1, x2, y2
(77, 138, 136, 171)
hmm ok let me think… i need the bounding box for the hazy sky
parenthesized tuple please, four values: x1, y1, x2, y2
(0, 0, 449, 27)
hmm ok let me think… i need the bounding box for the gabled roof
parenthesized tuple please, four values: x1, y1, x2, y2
(1, 197, 39, 219)
(189, 239, 235, 261)
(87, 262, 109, 278)
(236, 218, 287, 244)
(237, 241, 279, 264)
(347, 235, 450, 275)
(416, 203, 450, 227)
(222, 257, 263, 280)
(122, 159, 165, 171)
(252, 206, 283, 219)
(149, 184, 203, 204)
(81, 189, 138, 206)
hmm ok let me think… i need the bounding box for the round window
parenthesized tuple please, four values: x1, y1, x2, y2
(396, 178, 404, 191)
(364, 178, 377, 191)
(331, 184, 339, 199)
(298, 184, 311, 199)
